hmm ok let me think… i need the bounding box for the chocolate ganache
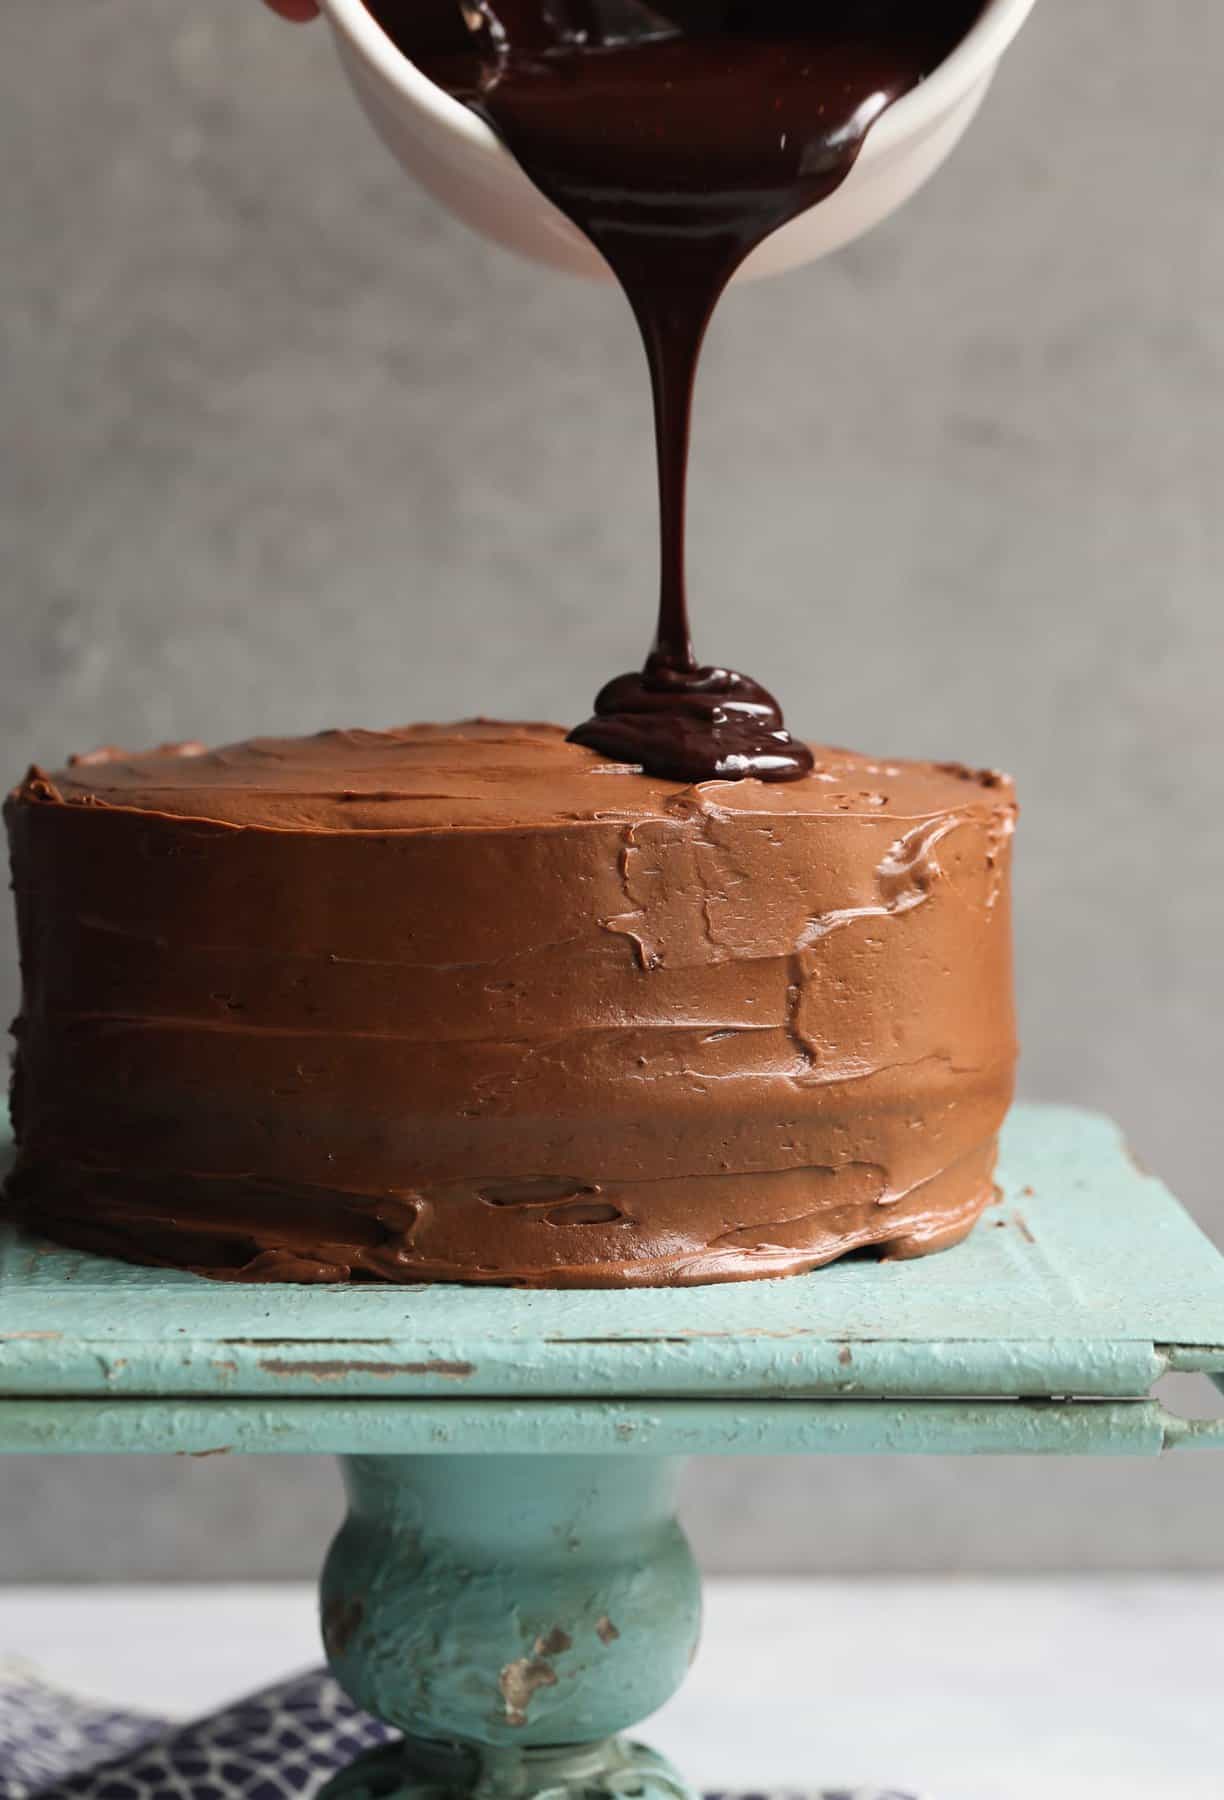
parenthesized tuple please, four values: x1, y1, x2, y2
(364, 0, 984, 781)
(5, 726, 1017, 1286)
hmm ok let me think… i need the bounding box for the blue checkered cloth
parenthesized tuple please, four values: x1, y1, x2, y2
(0, 1668, 919, 1800)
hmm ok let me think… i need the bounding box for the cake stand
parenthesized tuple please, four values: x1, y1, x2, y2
(4, 1103, 1224, 1800)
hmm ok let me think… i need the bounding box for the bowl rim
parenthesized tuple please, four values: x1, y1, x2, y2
(320, 0, 1040, 163)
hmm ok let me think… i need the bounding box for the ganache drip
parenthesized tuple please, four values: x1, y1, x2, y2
(570, 655, 814, 783)
(364, 0, 985, 783)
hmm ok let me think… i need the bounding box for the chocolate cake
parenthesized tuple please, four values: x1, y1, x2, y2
(4, 722, 1016, 1286)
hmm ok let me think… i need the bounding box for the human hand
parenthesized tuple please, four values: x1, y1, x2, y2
(263, 0, 320, 20)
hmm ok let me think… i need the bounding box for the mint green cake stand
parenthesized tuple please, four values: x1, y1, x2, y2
(4, 1103, 1224, 1800)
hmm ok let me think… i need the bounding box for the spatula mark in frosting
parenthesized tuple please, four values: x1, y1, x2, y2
(363, 0, 984, 782)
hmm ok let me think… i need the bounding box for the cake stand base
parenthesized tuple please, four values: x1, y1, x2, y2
(321, 1734, 691, 1800)
(319, 1455, 701, 1800)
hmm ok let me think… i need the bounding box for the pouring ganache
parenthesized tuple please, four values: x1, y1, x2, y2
(364, 0, 985, 781)
(4, 0, 1020, 1289)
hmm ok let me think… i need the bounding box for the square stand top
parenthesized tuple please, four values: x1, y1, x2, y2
(3, 1104, 1224, 1458)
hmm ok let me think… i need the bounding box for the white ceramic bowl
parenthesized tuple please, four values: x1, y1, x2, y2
(320, 0, 1039, 282)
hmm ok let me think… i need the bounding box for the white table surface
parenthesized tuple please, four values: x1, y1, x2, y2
(3, 1579, 1221, 1800)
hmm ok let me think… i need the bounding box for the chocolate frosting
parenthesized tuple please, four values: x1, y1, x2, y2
(5, 722, 1017, 1286)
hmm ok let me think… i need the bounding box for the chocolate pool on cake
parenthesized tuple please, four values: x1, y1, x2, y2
(3, 721, 1017, 1286)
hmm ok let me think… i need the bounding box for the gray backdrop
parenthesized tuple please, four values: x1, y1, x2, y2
(2, 0, 1223, 1581)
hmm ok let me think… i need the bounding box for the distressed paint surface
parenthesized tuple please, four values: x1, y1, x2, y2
(2, 1107, 1223, 1404)
(315, 1455, 701, 1800)
(322, 1456, 700, 1745)
(2, 1395, 1219, 1456)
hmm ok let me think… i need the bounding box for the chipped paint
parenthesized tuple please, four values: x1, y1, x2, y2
(534, 1627, 573, 1657)
(323, 1595, 366, 1659)
(596, 1616, 620, 1645)
(499, 1655, 559, 1726)
(258, 1358, 475, 1381)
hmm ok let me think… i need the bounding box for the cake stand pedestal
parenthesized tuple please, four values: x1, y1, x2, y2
(4, 1105, 1224, 1800)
